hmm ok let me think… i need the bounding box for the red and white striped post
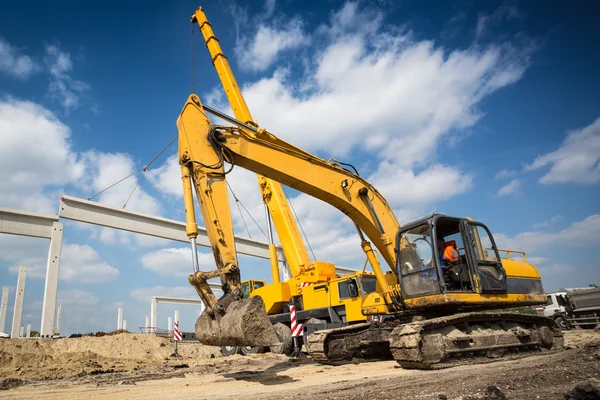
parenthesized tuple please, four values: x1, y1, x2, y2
(172, 320, 182, 357)
(290, 304, 303, 337)
(289, 300, 305, 356)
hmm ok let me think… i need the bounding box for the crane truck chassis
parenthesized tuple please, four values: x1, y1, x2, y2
(177, 6, 564, 369)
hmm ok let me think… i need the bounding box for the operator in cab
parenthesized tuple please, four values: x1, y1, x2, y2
(437, 238, 460, 273)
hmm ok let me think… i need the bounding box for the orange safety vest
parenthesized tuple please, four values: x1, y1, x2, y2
(444, 240, 459, 262)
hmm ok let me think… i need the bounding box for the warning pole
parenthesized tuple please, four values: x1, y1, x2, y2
(171, 319, 182, 357)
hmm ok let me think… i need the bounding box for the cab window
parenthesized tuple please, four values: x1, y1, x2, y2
(241, 282, 250, 299)
(360, 276, 377, 294)
(338, 279, 359, 299)
(398, 224, 440, 297)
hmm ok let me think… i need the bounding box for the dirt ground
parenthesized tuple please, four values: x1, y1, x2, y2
(1, 330, 599, 399)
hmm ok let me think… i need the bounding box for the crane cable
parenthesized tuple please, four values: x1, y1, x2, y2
(87, 134, 178, 202)
(226, 181, 269, 240)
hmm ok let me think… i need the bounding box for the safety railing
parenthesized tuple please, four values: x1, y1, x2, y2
(496, 248, 527, 263)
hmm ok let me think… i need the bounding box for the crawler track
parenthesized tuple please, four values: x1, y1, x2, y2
(390, 312, 564, 369)
(306, 313, 564, 369)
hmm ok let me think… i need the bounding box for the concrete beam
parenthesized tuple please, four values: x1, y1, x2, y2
(11, 266, 27, 338)
(0, 207, 58, 239)
(59, 195, 285, 261)
(40, 222, 63, 337)
(0, 287, 8, 333)
(150, 295, 207, 328)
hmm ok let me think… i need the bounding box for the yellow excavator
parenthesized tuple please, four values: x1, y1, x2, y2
(178, 6, 563, 368)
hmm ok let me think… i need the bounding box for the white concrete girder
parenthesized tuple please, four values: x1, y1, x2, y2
(150, 295, 208, 328)
(0, 208, 58, 239)
(59, 195, 285, 261)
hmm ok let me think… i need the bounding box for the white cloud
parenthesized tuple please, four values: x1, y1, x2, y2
(0, 37, 39, 79)
(533, 215, 563, 229)
(81, 151, 161, 216)
(525, 117, 600, 185)
(3, 242, 119, 284)
(240, 4, 532, 166)
(495, 169, 517, 180)
(60, 244, 119, 283)
(236, 18, 308, 72)
(57, 289, 100, 307)
(369, 163, 473, 206)
(130, 285, 198, 303)
(0, 98, 85, 213)
(140, 247, 215, 277)
(494, 214, 600, 253)
(146, 155, 181, 197)
(44, 44, 89, 110)
(1, 235, 49, 279)
(497, 178, 522, 196)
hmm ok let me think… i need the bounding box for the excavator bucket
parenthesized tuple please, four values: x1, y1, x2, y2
(195, 296, 281, 347)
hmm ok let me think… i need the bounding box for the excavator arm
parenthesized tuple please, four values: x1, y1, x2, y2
(177, 94, 403, 313)
(178, 97, 280, 347)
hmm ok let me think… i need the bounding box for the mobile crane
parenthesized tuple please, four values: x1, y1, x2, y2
(179, 6, 563, 368)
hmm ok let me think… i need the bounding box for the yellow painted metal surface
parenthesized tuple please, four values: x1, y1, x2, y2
(177, 95, 238, 283)
(252, 282, 291, 314)
(503, 259, 540, 278)
(404, 291, 546, 309)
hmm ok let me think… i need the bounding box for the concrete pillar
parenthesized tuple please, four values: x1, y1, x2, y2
(145, 315, 149, 333)
(55, 303, 62, 336)
(117, 307, 123, 330)
(40, 222, 63, 337)
(26, 323, 31, 338)
(0, 287, 9, 333)
(19, 326, 24, 337)
(174, 310, 179, 324)
(122, 320, 127, 331)
(282, 261, 291, 281)
(150, 298, 157, 329)
(11, 266, 27, 338)
(168, 316, 172, 331)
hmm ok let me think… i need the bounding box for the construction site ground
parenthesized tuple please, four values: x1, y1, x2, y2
(0, 330, 599, 399)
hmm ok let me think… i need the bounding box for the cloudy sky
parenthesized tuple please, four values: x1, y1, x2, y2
(0, 0, 599, 335)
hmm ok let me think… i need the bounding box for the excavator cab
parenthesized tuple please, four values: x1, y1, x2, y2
(396, 214, 508, 300)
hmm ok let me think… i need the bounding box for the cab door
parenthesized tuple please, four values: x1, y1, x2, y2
(460, 221, 507, 294)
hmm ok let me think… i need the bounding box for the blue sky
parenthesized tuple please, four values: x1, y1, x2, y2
(0, 0, 599, 335)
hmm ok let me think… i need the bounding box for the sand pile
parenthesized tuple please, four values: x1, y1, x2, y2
(0, 333, 220, 380)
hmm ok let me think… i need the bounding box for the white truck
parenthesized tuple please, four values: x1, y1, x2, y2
(539, 286, 600, 330)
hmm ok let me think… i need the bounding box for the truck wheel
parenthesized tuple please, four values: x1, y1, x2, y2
(240, 346, 265, 355)
(554, 316, 571, 330)
(269, 323, 293, 355)
(221, 345, 241, 356)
